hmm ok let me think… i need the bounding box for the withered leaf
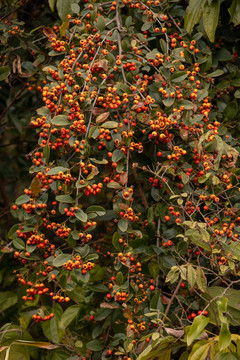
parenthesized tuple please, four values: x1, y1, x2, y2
(43, 27, 57, 38)
(100, 302, 119, 309)
(96, 112, 110, 123)
(31, 177, 41, 197)
(161, 295, 171, 305)
(119, 172, 128, 186)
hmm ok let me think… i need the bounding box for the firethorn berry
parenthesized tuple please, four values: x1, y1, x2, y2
(6, 1, 240, 358)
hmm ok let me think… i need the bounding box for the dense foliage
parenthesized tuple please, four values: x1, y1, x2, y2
(1, 0, 240, 359)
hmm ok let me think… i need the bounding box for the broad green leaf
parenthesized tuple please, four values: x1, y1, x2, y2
(0, 66, 10, 81)
(187, 315, 209, 346)
(171, 71, 188, 82)
(86, 205, 106, 216)
(223, 101, 238, 120)
(71, 3, 79, 13)
(229, 0, 240, 26)
(43, 144, 50, 162)
(107, 182, 121, 189)
(112, 232, 122, 251)
(118, 219, 128, 232)
(59, 305, 80, 330)
(196, 268, 207, 292)
(86, 340, 104, 351)
(47, 166, 68, 175)
(55, 194, 74, 203)
(234, 89, 240, 98)
(96, 16, 105, 31)
(8, 224, 19, 239)
(116, 271, 124, 285)
(75, 209, 87, 223)
(165, 266, 180, 284)
(203, 0, 220, 42)
(0, 291, 18, 311)
(51, 115, 69, 126)
(209, 69, 224, 77)
(48, 0, 56, 11)
(184, 0, 206, 34)
(88, 283, 108, 292)
(41, 304, 64, 343)
(219, 322, 231, 351)
(53, 254, 71, 267)
(148, 259, 160, 279)
(112, 149, 124, 163)
(188, 341, 214, 360)
(15, 194, 30, 206)
(150, 293, 164, 311)
(56, 0, 79, 21)
(100, 121, 118, 128)
(187, 265, 196, 288)
(147, 207, 154, 223)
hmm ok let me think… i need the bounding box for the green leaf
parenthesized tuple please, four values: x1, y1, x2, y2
(100, 121, 118, 129)
(0, 291, 18, 311)
(86, 206, 106, 216)
(232, 78, 240, 87)
(118, 219, 128, 232)
(0, 66, 10, 81)
(219, 322, 231, 351)
(107, 181, 121, 189)
(53, 254, 71, 267)
(116, 271, 124, 285)
(148, 259, 160, 279)
(234, 89, 240, 98)
(203, 0, 220, 42)
(59, 305, 80, 330)
(75, 209, 87, 223)
(209, 69, 224, 77)
(71, 3, 79, 13)
(96, 16, 105, 31)
(188, 341, 214, 360)
(51, 115, 69, 126)
(15, 194, 30, 206)
(171, 71, 188, 82)
(229, 0, 240, 26)
(223, 101, 238, 120)
(13, 238, 25, 249)
(187, 315, 209, 346)
(196, 268, 207, 292)
(150, 293, 164, 311)
(88, 283, 108, 292)
(43, 144, 50, 162)
(55, 194, 74, 203)
(160, 39, 167, 53)
(184, 0, 206, 34)
(47, 166, 68, 175)
(141, 22, 151, 31)
(41, 304, 64, 343)
(56, 0, 79, 21)
(162, 97, 175, 107)
(215, 48, 233, 62)
(147, 207, 154, 223)
(8, 224, 19, 239)
(187, 265, 196, 289)
(185, 228, 211, 251)
(112, 232, 122, 251)
(112, 149, 124, 163)
(165, 266, 180, 284)
(90, 158, 108, 164)
(86, 340, 104, 352)
(48, 0, 56, 11)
